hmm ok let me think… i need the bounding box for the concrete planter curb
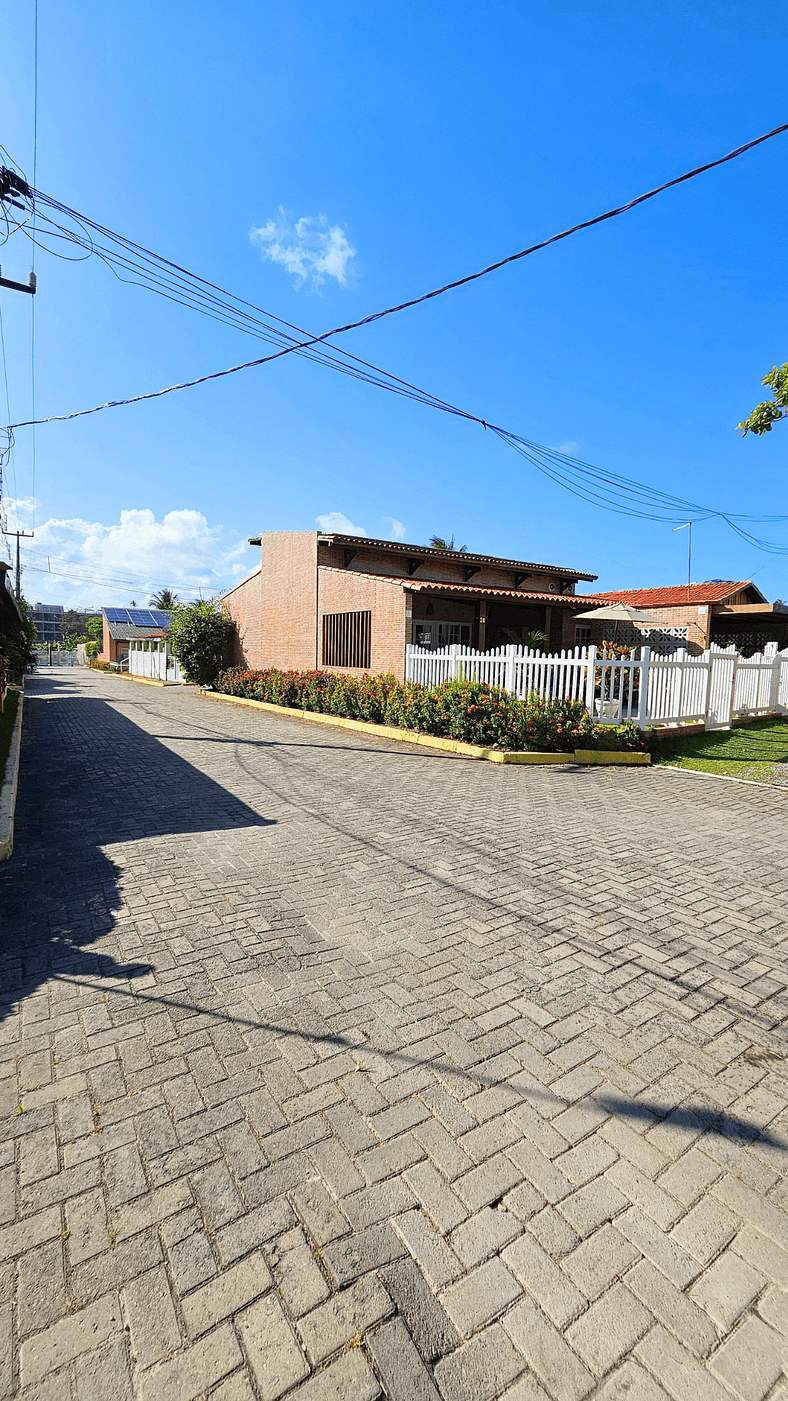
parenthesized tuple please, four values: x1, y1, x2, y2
(91, 669, 196, 689)
(199, 690, 649, 766)
(0, 688, 24, 862)
(574, 749, 651, 766)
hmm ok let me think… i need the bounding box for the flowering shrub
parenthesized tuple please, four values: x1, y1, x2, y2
(215, 668, 647, 752)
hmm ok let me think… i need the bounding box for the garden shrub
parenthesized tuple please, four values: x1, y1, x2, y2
(168, 600, 235, 687)
(215, 668, 647, 752)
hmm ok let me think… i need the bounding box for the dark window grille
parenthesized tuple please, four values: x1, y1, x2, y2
(322, 610, 372, 669)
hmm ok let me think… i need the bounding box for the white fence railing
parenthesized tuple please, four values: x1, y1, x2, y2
(128, 639, 184, 683)
(405, 642, 788, 730)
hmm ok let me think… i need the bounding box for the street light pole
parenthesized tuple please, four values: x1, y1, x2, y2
(673, 522, 693, 603)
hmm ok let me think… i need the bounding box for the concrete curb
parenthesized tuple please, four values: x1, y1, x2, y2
(89, 668, 197, 689)
(574, 749, 651, 766)
(199, 690, 650, 766)
(0, 688, 24, 862)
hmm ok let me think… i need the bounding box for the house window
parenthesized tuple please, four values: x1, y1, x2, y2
(322, 610, 372, 669)
(574, 624, 591, 647)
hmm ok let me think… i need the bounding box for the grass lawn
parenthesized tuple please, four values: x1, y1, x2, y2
(0, 687, 20, 792)
(654, 714, 788, 784)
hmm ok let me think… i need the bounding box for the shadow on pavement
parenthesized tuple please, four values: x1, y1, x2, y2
(46, 971, 788, 1152)
(0, 680, 274, 1023)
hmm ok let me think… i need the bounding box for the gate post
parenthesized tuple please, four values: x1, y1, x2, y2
(505, 644, 517, 695)
(768, 646, 781, 714)
(636, 647, 651, 728)
(584, 646, 597, 716)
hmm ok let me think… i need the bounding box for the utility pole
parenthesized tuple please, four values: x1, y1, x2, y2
(4, 530, 35, 599)
(0, 171, 37, 294)
(0, 168, 37, 604)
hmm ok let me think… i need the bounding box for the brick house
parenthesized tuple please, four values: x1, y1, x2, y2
(98, 608, 171, 667)
(222, 530, 600, 681)
(587, 581, 788, 655)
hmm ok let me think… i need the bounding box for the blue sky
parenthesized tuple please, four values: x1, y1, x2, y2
(1, 0, 786, 607)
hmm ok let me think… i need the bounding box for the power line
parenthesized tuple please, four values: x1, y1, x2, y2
(13, 119, 788, 419)
(2, 123, 788, 553)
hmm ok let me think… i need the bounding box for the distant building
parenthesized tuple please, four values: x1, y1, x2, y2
(31, 602, 65, 645)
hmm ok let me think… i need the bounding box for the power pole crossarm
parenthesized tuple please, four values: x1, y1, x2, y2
(0, 269, 36, 295)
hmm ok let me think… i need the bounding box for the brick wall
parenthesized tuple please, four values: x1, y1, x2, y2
(222, 569, 262, 668)
(260, 533, 319, 670)
(642, 605, 710, 654)
(318, 567, 408, 680)
(223, 534, 321, 671)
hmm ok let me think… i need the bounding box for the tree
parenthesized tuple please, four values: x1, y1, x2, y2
(0, 597, 38, 693)
(150, 588, 179, 609)
(737, 363, 788, 436)
(167, 598, 234, 687)
(429, 535, 467, 552)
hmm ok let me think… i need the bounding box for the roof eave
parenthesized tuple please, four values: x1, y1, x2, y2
(249, 531, 596, 580)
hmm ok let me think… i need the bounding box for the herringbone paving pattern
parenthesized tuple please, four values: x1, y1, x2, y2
(3, 670, 788, 1400)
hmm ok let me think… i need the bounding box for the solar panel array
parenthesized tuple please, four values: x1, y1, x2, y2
(104, 608, 171, 628)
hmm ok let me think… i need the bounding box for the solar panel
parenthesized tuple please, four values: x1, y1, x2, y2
(103, 607, 170, 627)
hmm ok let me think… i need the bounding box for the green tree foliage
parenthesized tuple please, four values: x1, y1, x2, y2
(167, 598, 234, 687)
(429, 535, 467, 552)
(149, 588, 179, 609)
(0, 598, 38, 690)
(737, 363, 788, 436)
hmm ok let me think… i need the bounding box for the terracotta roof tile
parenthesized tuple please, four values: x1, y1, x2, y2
(587, 582, 758, 607)
(319, 567, 596, 603)
(408, 582, 600, 603)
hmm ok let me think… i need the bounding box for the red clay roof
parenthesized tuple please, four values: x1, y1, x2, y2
(408, 581, 601, 604)
(319, 566, 596, 603)
(587, 581, 764, 607)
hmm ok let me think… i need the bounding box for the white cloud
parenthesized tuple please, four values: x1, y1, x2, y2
(315, 512, 366, 537)
(548, 442, 580, 456)
(250, 209, 356, 290)
(1, 499, 253, 610)
(382, 516, 406, 540)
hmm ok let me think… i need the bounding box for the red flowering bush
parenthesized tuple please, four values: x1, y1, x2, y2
(215, 668, 647, 752)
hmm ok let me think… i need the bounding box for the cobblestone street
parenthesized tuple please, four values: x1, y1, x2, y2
(4, 668, 788, 1401)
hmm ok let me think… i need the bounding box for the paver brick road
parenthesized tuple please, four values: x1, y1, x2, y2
(3, 669, 788, 1400)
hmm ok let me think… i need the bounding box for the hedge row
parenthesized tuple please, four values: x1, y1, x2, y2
(214, 668, 647, 753)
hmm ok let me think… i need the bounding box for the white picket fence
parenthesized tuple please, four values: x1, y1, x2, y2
(405, 642, 788, 730)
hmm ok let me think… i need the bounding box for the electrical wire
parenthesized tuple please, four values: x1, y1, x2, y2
(2, 123, 788, 552)
(19, 559, 228, 593)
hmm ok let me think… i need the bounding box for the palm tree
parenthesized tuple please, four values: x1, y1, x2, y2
(429, 535, 467, 553)
(149, 588, 179, 610)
